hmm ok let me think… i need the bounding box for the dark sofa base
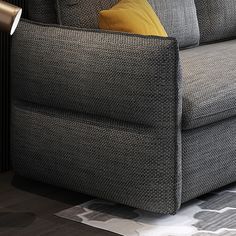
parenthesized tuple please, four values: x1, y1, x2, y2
(182, 116, 236, 202)
(11, 103, 236, 213)
(11, 103, 182, 214)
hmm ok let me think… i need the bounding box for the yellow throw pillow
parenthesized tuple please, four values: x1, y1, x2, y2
(98, 0, 168, 37)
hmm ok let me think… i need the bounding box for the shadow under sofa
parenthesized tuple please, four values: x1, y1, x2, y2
(10, 0, 236, 215)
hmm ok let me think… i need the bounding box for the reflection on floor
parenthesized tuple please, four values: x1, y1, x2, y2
(0, 172, 119, 236)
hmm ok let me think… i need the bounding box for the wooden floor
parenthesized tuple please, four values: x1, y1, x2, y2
(0, 172, 119, 236)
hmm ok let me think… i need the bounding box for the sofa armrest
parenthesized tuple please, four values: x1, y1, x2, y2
(12, 20, 181, 128)
(11, 20, 182, 214)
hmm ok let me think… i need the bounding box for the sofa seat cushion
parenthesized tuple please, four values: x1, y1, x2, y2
(181, 40, 236, 130)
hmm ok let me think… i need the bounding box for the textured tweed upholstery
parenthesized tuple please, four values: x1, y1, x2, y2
(195, 0, 236, 43)
(11, 20, 182, 214)
(148, 0, 200, 48)
(180, 40, 236, 130)
(12, 20, 181, 128)
(182, 116, 236, 202)
(56, 0, 118, 28)
(11, 101, 236, 211)
(28, 0, 57, 24)
(11, 102, 182, 214)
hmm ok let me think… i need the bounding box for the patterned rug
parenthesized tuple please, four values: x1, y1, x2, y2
(56, 183, 236, 236)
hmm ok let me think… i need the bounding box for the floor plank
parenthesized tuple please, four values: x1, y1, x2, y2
(0, 172, 120, 236)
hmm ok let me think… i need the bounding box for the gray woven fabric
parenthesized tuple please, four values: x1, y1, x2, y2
(148, 0, 200, 48)
(182, 116, 236, 202)
(11, 102, 181, 214)
(56, 0, 118, 28)
(195, 0, 236, 43)
(180, 39, 236, 130)
(12, 20, 181, 128)
(28, 0, 57, 24)
(11, 20, 182, 214)
(11, 103, 236, 211)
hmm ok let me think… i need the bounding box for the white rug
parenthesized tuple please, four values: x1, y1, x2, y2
(56, 183, 236, 236)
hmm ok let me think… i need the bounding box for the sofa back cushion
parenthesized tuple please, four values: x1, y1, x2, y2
(28, 0, 57, 23)
(56, 0, 199, 49)
(148, 0, 200, 48)
(195, 0, 236, 43)
(56, 0, 118, 29)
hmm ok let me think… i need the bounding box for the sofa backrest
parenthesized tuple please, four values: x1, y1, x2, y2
(27, 0, 200, 49)
(28, 0, 57, 24)
(28, 0, 236, 47)
(195, 0, 236, 43)
(149, 0, 200, 49)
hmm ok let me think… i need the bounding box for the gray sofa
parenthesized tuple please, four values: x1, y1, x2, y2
(11, 0, 236, 214)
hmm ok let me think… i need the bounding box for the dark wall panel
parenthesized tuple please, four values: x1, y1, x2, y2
(0, 0, 28, 172)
